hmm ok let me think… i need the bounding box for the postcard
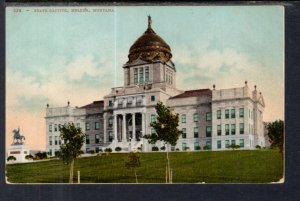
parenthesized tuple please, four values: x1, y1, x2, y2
(5, 5, 284, 184)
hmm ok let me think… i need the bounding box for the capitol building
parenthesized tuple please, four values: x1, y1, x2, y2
(45, 17, 266, 156)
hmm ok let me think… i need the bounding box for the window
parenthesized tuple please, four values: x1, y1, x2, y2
(95, 122, 100, 130)
(151, 114, 156, 123)
(55, 136, 58, 145)
(225, 140, 230, 148)
(134, 68, 138, 84)
(108, 118, 113, 128)
(206, 126, 211, 137)
(217, 125, 222, 136)
(225, 109, 229, 119)
(231, 124, 236, 135)
(86, 123, 90, 131)
(181, 114, 186, 123)
(193, 113, 199, 122)
(231, 140, 236, 145)
(109, 100, 113, 107)
(225, 124, 230, 135)
(76, 123, 80, 128)
(217, 110, 221, 119)
(151, 128, 156, 134)
(239, 123, 244, 134)
(231, 109, 235, 118)
(182, 128, 186, 138)
(108, 131, 113, 142)
(194, 142, 200, 150)
(139, 68, 144, 83)
(58, 136, 61, 145)
(239, 108, 244, 118)
(49, 136, 52, 146)
(95, 134, 100, 144)
(54, 124, 58, 132)
(151, 96, 155, 101)
(194, 127, 199, 138)
(86, 135, 90, 144)
(145, 67, 149, 82)
(58, 124, 61, 130)
(182, 143, 187, 151)
(240, 139, 244, 148)
(217, 140, 222, 149)
(49, 125, 52, 132)
(206, 141, 211, 149)
(206, 112, 211, 121)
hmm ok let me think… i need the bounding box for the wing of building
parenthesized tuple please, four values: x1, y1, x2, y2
(45, 17, 266, 156)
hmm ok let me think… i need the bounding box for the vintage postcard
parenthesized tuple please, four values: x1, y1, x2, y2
(5, 6, 284, 184)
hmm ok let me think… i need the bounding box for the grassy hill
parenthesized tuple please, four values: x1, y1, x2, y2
(6, 149, 283, 183)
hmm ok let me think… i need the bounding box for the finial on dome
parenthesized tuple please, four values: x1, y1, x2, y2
(254, 85, 257, 90)
(148, 15, 152, 28)
(213, 84, 216, 90)
(245, 80, 248, 86)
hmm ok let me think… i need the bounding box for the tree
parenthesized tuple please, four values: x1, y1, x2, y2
(144, 101, 181, 183)
(267, 120, 284, 154)
(59, 122, 85, 183)
(125, 152, 141, 183)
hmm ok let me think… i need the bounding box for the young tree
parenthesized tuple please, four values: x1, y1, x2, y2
(59, 123, 85, 183)
(144, 101, 181, 183)
(125, 152, 141, 183)
(267, 120, 284, 154)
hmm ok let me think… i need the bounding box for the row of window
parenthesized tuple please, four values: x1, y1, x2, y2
(181, 126, 212, 138)
(86, 134, 101, 144)
(217, 139, 245, 149)
(134, 67, 149, 84)
(218, 123, 244, 136)
(217, 108, 244, 119)
(165, 70, 173, 85)
(48, 136, 62, 146)
(48, 122, 101, 132)
(181, 112, 211, 123)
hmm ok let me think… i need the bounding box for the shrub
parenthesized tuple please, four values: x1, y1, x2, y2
(104, 148, 112, 153)
(55, 151, 61, 157)
(227, 144, 241, 150)
(152, 146, 159, 151)
(35, 152, 48, 160)
(7, 156, 16, 161)
(115, 147, 122, 152)
(256, 145, 261, 149)
(89, 150, 95, 154)
(176, 148, 180, 151)
(184, 147, 190, 151)
(194, 146, 201, 151)
(137, 147, 142, 151)
(25, 154, 34, 160)
(160, 146, 166, 151)
(203, 145, 210, 150)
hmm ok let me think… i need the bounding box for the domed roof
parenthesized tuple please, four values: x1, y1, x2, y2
(128, 16, 172, 63)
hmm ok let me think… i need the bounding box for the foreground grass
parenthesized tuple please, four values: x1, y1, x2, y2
(6, 149, 283, 183)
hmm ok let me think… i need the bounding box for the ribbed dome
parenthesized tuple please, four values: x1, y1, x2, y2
(128, 16, 172, 63)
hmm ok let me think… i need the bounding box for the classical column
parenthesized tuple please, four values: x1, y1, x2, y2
(122, 114, 127, 142)
(114, 114, 118, 142)
(132, 113, 136, 142)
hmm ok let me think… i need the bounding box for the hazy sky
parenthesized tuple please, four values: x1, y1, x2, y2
(6, 6, 284, 150)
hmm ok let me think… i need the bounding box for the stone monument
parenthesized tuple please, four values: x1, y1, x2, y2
(7, 127, 31, 163)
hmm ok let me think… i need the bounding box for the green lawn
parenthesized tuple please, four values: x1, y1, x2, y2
(6, 149, 283, 183)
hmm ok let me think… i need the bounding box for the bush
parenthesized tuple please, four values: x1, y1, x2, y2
(115, 147, 122, 152)
(184, 147, 190, 151)
(54, 151, 61, 157)
(137, 147, 142, 151)
(35, 152, 48, 160)
(96, 148, 102, 153)
(104, 148, 112, 153)
(7, 156, 16, 161)
(203, 145, 210, 150)
(152, 146, 159, 151)
(227, 144, 240, 150)
(176, 148, 180, 151)
(89, 150, 95, 154)
(194, 146, 201, 151)
(160, 146, 166, 151)
(256, 145, 261, 149)
(25, 154, 34, 160)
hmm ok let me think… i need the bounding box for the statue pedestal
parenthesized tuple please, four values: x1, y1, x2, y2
(6, 144, 31, 163)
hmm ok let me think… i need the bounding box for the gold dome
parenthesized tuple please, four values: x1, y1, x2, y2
(128, 16, 172, 63)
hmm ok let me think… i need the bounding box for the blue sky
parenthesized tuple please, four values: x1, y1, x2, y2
(6, 6, 284, 150)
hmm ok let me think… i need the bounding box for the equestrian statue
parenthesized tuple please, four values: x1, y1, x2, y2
(12, 127, 25, 145)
